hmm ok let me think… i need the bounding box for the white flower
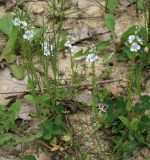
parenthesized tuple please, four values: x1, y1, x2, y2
(44, 48, 50, 56)
(65, 40, 72, 48)
(42, 41, 54, 56)
(98, 103, 108, 115)
(128, 35, 135, 44)
(65, 35, 75, 48)
(12, 18, 28, 29)
(20, 20, 27, 29)
(130, 43, 141, 52)
(137, 37, 143, 45)
(12, 18, 21, 26)
(70, 46, 78, 54)
(23, 30, 34, 40)
(86, 54, 98, 62)
(65, 35, 77, 55)
(42, 41, 48, 49)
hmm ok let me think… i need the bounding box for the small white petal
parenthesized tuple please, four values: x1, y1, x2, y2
(23, 35, 28, 39)
(65, 40, 72, 48)
(12, 18, 21, 26)
(130, 43, 141, 52)
(71, 46, 78, 54)
(137, 37, 143, 45)
(23, 30, 33, 40)
(130, 47, 134, 52)
(42, 41, 54, 56)
(20, 21, 27, 29)
(86, 54, 98, 62)
(44, 49, 50, 56)
(128, 35, 135, 43)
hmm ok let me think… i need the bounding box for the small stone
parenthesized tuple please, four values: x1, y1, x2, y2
(15, 144, 22, 151)
(35, 15, 48, 28)
(6, 0, 15, 11)
(140, 148, 150, 158)
(119, 0, 136, 7)
(0, 33, 6, 52)
(32, 3, 45, 14)
(0, 6, 5, 17)
(38, 153, 51, 160)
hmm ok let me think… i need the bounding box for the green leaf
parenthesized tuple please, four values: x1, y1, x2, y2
(5, 53, 17, 64)
(14, 133, 42, 144)
(135, 66, 142, 94)
(24, 94, 35, 104)
(126, 100, 132, 112)
(137, 1, 146, 10)
(119, 116, 129, 127)
(105, 100, 117, 124)
(0, 14, 13, 36)
(112, 135, 122, 144)
(96, 40, 111, 52)
(139, 116, 150, 131)
(23, 134, 40, 143)
(42, 119, 53, 131)
(129, 130, 135, 141)
(0, 133, 13, 145)
(139, 27, 148, 40)
(54, 115, 63, 126)
(104, 14, 115, 34)
(9, 63, 24, 80)
(53, 127, 63, 136)
(38, 94, 50, 105)
(10, 101, 21, 117)
(140, 115, 150, 123)
(130, 118, 139, 131)
(42, 120, 53, 140)
(107, 0, 118, 13)
(121, 26, 136, 41)
(42, 131, 52, 140)
(73, 49, 84, 59)
(25, 155, 36, 160)
(1, 27, 19, 63)
(32, 28, 44, 41)
(135, 96, 150, 114)
(123, 47, 135, 60)
(35, 130, 43, 138)
(121, 141, 136, 153)
(117, 96, 126, 113)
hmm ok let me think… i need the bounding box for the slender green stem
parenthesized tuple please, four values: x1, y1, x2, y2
(127, 57, 135, 113)
(92, 62, 98, 117)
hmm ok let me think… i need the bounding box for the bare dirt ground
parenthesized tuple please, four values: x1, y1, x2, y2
(0, 0, 150, 160)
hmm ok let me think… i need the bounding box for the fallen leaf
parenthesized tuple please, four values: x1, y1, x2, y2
(106, 84, 120, 96)
(61, 134, 72, 142)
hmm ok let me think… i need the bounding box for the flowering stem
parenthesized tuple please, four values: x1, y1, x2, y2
(70, 52, 76, 83)
(148, 0, 150, 42)
(127, 56, 135, 115)
(91, 62, 98, 117)
(22, 41, 40, 114)
(46, 0, 65, 110)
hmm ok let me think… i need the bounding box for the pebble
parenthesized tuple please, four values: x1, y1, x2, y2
(32, 3, 45, 14)
(35, 15, 48, 28)
(119, 0, 136, 7)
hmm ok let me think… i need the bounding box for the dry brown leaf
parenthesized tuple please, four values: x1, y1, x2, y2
(61, 134, 72, 142)
(106, 84, 120, 96)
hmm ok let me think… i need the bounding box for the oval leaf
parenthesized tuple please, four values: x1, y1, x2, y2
(9, 64, 24, 80)
(119, 116, 129, 127)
